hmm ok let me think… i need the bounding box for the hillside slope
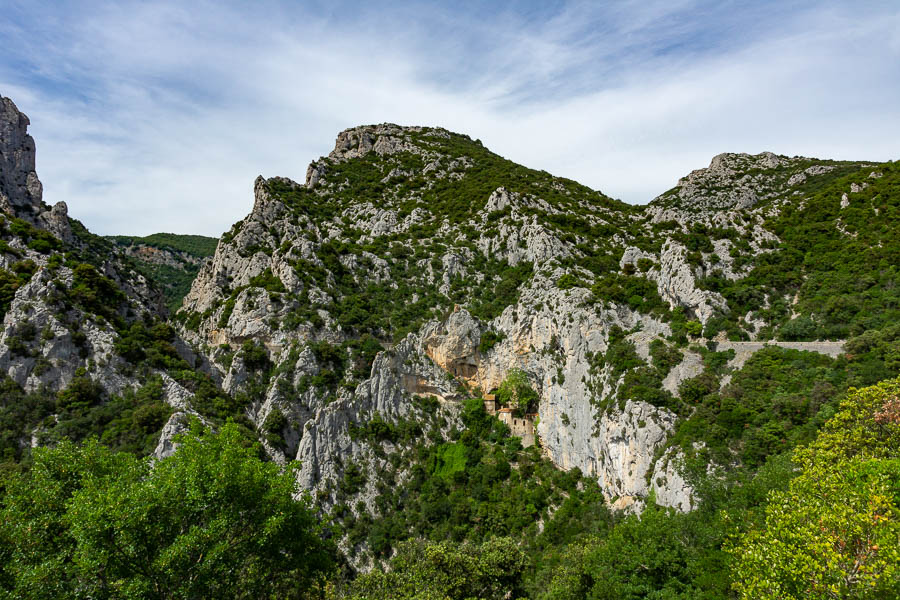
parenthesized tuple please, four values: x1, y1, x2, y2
(175, 121, 898, 548)
(0, 96, 224, 464)
(106, 233, 218, 311)
(3, 95, 898, 581)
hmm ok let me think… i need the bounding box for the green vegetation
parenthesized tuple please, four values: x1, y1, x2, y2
(132, 262, 203, 312)
(731, 377, 900, 599)
(496, 368, 539, 415)
(335, 537, 528, 600)
(591, 273, 668, 317)
(332, 396, 610, 571)
(106, 233, 218, 257)
(2, 123, 899, 600)
(0, 422, 334, 599)
(666, 335, 900, 470)
(105, 233, 218, 312)
(478, 329, 504, 353)
(69, 262, 127, 323)
(698, 162, 900, 341)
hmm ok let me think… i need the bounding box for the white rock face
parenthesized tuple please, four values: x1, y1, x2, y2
(651, 240, 727, 324)
(662, 350, 703, 396)
(650, 448, 696, 512)
(295, 333, 462, 506)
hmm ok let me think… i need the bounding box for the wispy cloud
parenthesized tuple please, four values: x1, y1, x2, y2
(1, 0, 898, 236)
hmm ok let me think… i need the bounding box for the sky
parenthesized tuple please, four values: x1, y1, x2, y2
(1, 0, 899, 237)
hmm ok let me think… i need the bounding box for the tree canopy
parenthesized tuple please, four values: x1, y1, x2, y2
(730, 377, 900, 599)
(0, 421, 334, 599)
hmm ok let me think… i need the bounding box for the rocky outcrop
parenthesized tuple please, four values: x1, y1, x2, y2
(116, 243, 205, 269)
(650, 448, 695, 512)
(0, 96, 72, 243)
(651, 240, 727, 324)
(330, 124, 426, 161)
(656, 151, 791, 211)
(295, 333, 462, 506)
(0, 97, 43, 218)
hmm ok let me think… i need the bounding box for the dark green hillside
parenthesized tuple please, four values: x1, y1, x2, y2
(696, 162, 900, 341)
(107, 233, 218, 311)
(107, 232, 218, 257)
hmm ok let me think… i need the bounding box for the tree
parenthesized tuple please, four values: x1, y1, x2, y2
(337, 537, 528, 600)
(538, 501, 701, 600)
(497, 369, 538, 416)
(730, 377, 900, 599)
(0, 421, 334, 599)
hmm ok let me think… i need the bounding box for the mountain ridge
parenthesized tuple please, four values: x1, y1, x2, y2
(1, 93, 898, 587)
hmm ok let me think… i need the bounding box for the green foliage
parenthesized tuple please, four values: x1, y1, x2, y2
(698, 162, 900, 340)
(56, 370, 104, 411)
(240, 339, 271, 372)
(69, 262, 126, 322)
(649, 339, 682, 376)
(478, 329, 504, 354)
(591, 273, 668, 317)
(668, 346, 846, 467)
(106, 233, 218, 257)
(105, 233, 218, 311)
(0, 369, 172, 463)
(249, 267, 287, 293)
(129, 261, 203, 313)
(334, 396, 611, 569)
(263, 407, 288, 449)
(731, 378, 900, 599)
(685, 320, 703, 337)
(538, 502, 700, 600)
(433, 443, 467, 479)
(467, 260, 533, 322)
(114, 319, 183, 368)
(556, 273, 583, 290)
(336, 537, 528, 600)
(8, 217, 62, 254)
(496, 368, 539, 416)
(0, 422, 335, 599)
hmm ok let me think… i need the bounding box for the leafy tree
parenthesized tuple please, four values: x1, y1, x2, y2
(496, 368, 539, 416)
(538, 501, 701, 600)
(337, 537, 528, 600)
(731, 377, 900, 599)
(0, 421, 334, 599)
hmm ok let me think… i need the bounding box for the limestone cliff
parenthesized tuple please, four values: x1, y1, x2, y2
(0, 94, 209, 459)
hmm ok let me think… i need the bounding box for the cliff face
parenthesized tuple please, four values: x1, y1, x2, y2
(0, 98, 73, 244)
(0, 95, 212, 460)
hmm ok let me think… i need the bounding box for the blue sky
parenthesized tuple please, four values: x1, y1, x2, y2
(1, 0, 899, 236)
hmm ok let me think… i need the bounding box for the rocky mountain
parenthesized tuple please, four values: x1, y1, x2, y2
(106, 233, 218, 311)
(0, 96, 221, 463)
(3, 94, 898, 575)
(174, 120, 897, 537)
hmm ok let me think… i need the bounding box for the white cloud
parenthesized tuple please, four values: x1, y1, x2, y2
(1, 1, 898, 236)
